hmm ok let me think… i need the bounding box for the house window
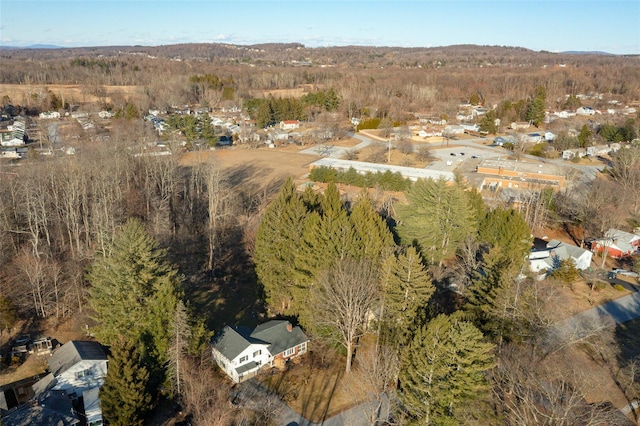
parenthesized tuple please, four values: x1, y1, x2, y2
(283, 347, 295, 357)
(76, 368, 92, 379)
(239, 355, 248, 364)
(297, 342, 307, 353)
(253, 350, 261, 358)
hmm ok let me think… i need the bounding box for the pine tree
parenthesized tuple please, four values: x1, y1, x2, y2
(88, 218, 180, 345)
(101, 337, 152, 426)
(254, 177, 308, 314)
(349, 194, 395, 263)
(87, 218, 181, 389)
(399, 314, 495, 425)
(465, 246, 523, 342)
(381, 247, 434, 345)
(478, 207, 531, 268)
(295, 182, 357, 283)
(396, 179, 476, 267)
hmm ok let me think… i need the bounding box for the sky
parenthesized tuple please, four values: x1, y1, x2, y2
(1, 1, 639, 54)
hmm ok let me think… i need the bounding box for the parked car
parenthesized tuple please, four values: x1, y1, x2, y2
(612, 269, 639, 278)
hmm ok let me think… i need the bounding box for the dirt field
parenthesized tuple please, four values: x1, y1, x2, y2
(180, 147, 320, 189)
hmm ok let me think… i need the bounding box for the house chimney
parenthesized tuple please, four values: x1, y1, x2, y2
(286, 322, 293, 332)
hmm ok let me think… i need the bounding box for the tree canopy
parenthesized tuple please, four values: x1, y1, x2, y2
(396, 179, 476, 267)
(399, 314, 495, 425)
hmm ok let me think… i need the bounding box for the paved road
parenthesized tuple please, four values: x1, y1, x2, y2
(298, 133, 376, 159)
(547, 290, 640, 349)
(237, 378, 389, 426)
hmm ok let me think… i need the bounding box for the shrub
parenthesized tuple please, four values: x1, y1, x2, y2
(357, 118, 381, 130)
(593, 282, 608, 292)
(613, 284, 626, 292)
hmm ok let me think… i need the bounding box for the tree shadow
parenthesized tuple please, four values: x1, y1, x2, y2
(614, 317, 640, 419)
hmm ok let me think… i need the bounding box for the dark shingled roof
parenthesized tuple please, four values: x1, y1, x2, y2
(250, 320, 308, 356)
(211, 326, 267, 361)
(48, 341, 107, 377)
(212, 321, 309, 361)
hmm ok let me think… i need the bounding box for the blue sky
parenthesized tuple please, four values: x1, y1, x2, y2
(1, 1, 639, 54)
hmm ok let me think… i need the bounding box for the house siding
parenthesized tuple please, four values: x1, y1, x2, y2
(53, 360, 107, 397)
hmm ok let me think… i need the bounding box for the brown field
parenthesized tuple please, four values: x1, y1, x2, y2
(180, 147, 320, 187)
(0, 83, 143, 106)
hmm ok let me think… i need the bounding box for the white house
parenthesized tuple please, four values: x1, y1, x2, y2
(280, 120, 300, 130)
(510, 121, 531, 130)
(576, 106, 596, 116)
(39, 111, 61, 119)
(212, 320, 309, 383)
(47, 341, 108, 397)
(83, 386, 103, 426)
(529, 239, 593, 277)
(443, 125, 465, 135)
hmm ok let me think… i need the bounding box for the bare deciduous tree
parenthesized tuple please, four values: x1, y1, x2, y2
(313, 258, 379, 373)
(492, 344, 620, 426)
(181, 353, 236, 426)
(346, 344, 398, 425)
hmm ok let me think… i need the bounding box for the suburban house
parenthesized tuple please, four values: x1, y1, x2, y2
(510, 121, 531, 130)
(47, 340, 108, 398)
(2, 341, 107, 426)
(590, 229, 640, 259)
(211, 320, 309, 383)
(529, 238, 593, 278)
(1, 119, 25, 147)
(280, 120, 300, 130)
(576, 106, 596, 116)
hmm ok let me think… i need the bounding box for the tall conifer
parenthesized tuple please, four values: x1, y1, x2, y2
(399, 314, 495, 425)
(101, 337, 152, 426)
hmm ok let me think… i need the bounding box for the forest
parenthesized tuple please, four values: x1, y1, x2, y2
(1, 43, 640, 425)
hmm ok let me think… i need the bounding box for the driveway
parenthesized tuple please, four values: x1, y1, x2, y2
(547, 291, 640, 348)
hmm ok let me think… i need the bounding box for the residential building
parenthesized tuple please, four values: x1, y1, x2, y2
(212, 320, 309, 383)
(280, 120, 300, 130)
(47, 340, 108, 398)
(529, 239, 593, 277)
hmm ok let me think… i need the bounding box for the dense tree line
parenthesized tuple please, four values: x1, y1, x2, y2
(309, 166, 412, 191)
(254, 175, 596, 423)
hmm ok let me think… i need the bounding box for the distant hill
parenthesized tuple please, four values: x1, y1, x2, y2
(0, 44, 64, 49)
(0, 43, 631, 70)
(561, 50, 614, 55)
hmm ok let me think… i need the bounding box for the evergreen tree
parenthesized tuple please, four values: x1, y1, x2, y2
(295, 182, 357, 282)
(101, 337, 152, 426)
(478, 110, 498, 134)
(465, 246, 524, 342)
(577, 124, 592, 148)
(478, 207, 531, 268)
(399, 314, 495, 425)
(87, 218, 180, 346)
(87, 218, 181, 389)
(349, 194, 395, 263)
(525, 87, 546, 127)
(381, 247, 435, 345)
(0, 295, 17, 331)
(255, 177, 308, 314)
(396, 179, 476, 267)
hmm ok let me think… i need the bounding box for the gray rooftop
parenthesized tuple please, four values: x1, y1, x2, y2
(251, 320, 309, 356)
(212, 321, 309, 360)
(546, 239, 589, 260)
(48, 341, 107, 377)
(211, 326, 267, 361)
(2, 390, 78, 426)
